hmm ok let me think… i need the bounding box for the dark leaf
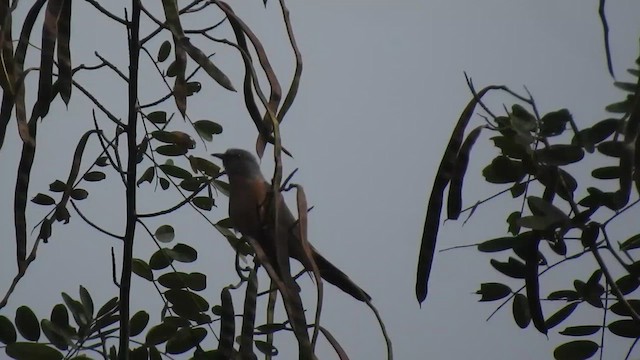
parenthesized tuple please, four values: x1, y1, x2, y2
(179, 177, 207, 192)
(545, 302, 578, 330)
(61, 293, 88, 329)
(255, 340, 278, 356)
(512, 293, 530, 329)
(95, 156, 108, 166)
(192, 196, 213, 210)
(166, 327, 207, 354)
(137, 167, 155, 187)
(482, 156, 525, 184)
(15, 306, 40, 341)
(130, 346, 148, 360)
(146, 111, 167, 124)
(156, 145, 188, 157)
(158, 272, 189, 289)
(490, 257, 526, 279)
(591, 166, 620, 180)
(157, 41, 171, 62)
(548, 290, 579, 301)
(491, 136, 529, 159)
(170, 243, 197, 262)
(83, 171, 105, 182)
(540, 109, 571, 137)
(476, 282, 511, 302)
(6, 342, 63, 360)
(0, 315, 17, 344)
(159, 178, 170, 190)
(553, 340, 598, 360)
(40, 320, 69, 351)
(610, 299, 640, 317)
(70, 188, 88, 200)
(597, 140, 624, 157)
(535, 145, 584, 166)
(187, 272, 207, 291)
(478, 237, 520, 253)
(507, 211, 521, 235)
(559, 326, 601, 337)
(186, 81, 201, 96)
(605, 95, 633, 113)
(616, 274, 640, 295)
(49, 180, 66, 192)
(160, 164, 192, 180)
(608, 320, 640, 338)
(130, 311, 150, 337)
(145, 322, 177, 346)
(31, 193, 55, 205)
(589, 118, 620, 143)
(165, 289, 208, 313)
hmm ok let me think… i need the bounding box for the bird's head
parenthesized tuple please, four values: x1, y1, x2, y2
(212, 148, 262, 178)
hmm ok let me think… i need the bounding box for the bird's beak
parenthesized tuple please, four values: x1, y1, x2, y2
(211, 153, 225, 160)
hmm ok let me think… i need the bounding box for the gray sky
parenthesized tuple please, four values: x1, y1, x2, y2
(2, 1, 640, 359)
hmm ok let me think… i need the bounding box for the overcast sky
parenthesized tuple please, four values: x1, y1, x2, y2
(2, 1, 640, 359)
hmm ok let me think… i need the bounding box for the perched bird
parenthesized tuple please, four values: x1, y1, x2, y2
(212, 148, 371, 302)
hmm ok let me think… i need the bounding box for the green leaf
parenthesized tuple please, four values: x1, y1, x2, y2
(158, 41, 172, 62)
(145, 322, 178, 346)
(155, 225, 175, 243)
(132, 259, 154, 281)
(149, 249, 174, 270)
(32, 193, 55, 206)
(70, 189, 88, 200)
(559, 326, 601, 337)
(96, 297, 119, 318)
(193, 120, 223, 142)
(15, 306, 40, 341)
(95, 156, 109, 167)
(0, 315, 17, 344)
(619, 234, 640, 251)
(41, 320, 69, 351)
(137, 167, 155, 187)
(159, 178, 170, 190)
(476, 283, 511, 302)
(189, 156, 220, 177)
(79, 286, 94, 318)
(491, 257, 526, 279)
(6, 342, 63, 360)
(83, 171, 106, 182)
(147, 111, 167, 124)
(192, 196, 213, 210)
(180, 177, 207, 192)
(61, 293, 89, 329)
(512, 294, 530, 329)
(160, 164, 193, 179)
(608, 320, 640, 338)
(130, 311, 150, 337)
(545, 302, 578, 330)
(50, 304, 71, 335)
(166, 327, 207, 354)
(553, 340, 598, 360)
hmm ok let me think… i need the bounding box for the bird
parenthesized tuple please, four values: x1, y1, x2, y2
(212, 148, 371, 302)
